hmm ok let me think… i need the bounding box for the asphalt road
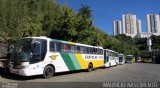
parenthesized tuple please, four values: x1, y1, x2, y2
(0, 63, 160, 88)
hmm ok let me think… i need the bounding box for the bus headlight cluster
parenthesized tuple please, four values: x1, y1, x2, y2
(20, 65, 29, 69)
(15, 65, 29, 69)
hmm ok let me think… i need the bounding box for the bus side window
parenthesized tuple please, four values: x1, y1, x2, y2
(71, 45, 75, 53)
(63, 44, 70, 52)
(56, 43, 62, 52)
(98, 49, 101, 54)
(84, 47, 87, 54)
(96, 49, 99, 54)
(93, 48, 97, 54)
(50, 42, 56, 52)
(80, 47, 84, 53)
(41, 40, 47, 61)
(94, 48, 98, 54)
(90, 48, 93, 54)
(77, 46, 81, 53)
(102, 50, 104, 55)
(96, 49, 98, 54)
(64, 44, 68, 52)
(86, 48, 89, 54)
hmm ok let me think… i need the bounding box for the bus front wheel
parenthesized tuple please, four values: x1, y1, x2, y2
(43, 66, 55, 78)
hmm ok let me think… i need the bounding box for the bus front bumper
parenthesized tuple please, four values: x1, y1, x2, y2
(10, 68, 38, 76)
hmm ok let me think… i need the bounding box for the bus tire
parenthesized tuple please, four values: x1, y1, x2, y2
(109, 63, 111, 68)
(116, 62, 118, 66)
(87, 63, 93, 72)
(43, 66, 55, 78)
(115, 62, 117, 66)
(149, 59, 152, 63)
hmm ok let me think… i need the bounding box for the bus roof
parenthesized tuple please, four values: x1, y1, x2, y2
(25, 36, 103, 49)
(118, 54, 124, 55)
(127, 55, 133, 56)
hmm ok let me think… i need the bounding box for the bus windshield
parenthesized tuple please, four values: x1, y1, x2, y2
(119, 57, 123, 62)
(10, 38, 32, 62)
(10, 38, 47, 64)
(126, 55, 133, 61)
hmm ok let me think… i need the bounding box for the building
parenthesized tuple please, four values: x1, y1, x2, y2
(136, 19, 142, 33)
(113, 20, 122, 36)
(135, 32, 159, 38)
(147, 14, 160, 34)
(122, 13, 137, 37)
(135, 32, 152, 38)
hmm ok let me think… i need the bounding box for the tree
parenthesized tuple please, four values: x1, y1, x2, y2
(0, 0, 141, 56)
(78, 4, 92, 19)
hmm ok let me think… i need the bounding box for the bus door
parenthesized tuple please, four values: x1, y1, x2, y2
(104, 50, 109, 63)
(104, 50, 106, 63)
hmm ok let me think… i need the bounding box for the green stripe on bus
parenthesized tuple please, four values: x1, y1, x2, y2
(60, 52, 76, 71)
(52, 39, 68, 43)
(68, 53, 81, 70)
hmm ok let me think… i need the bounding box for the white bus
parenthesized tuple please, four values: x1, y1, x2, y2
(114, 51, 119, 65)
(9, 37, 104, 78)
(126, 55, 134, 63)
(104, 49, 117, 67)
(118, 54, 125, 64)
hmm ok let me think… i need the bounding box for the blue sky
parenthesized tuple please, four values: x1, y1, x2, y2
(57, 0, 160, 35)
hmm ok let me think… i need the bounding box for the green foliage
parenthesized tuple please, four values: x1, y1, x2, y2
(134, 35, 160, 52)
(150, 35, 160, 49)
(134, 38, 147, 51)
(0, 0, 140, 55)
(78, 4, 92, 19)
(115, 34, 141, 56)
(115, 34, 133, 44)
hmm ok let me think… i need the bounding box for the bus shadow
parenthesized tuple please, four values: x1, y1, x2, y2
(54, 70, 86, 77)
(0, 68, 90, 81)
(99, 67, 109, 69)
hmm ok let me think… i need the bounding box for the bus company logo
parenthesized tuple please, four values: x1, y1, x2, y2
(50, 55, 58, 60)
(85, 55, 98, 59)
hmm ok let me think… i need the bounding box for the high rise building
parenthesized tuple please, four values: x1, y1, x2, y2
(113, 20, 122, 36)
(122, 13, 137, 37)
(136, 19, 142, 33)
(147, 14, 160, 34)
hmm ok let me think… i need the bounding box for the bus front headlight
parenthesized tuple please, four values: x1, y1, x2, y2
(20, 65, 29, 69)
(15, 65, 29, 69)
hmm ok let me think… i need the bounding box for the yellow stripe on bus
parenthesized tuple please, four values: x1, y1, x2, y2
(91, 60, 104, 68)
(68, 42, 76, 45)
(75, 54, 89, 69)
(75, 54, 104, 69)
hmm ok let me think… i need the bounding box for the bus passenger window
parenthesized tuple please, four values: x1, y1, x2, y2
(100, 50, 103, 55)
(84, 47, 87, 54)
(97, 49, 100, 54)
(63, 44, 69, 52)
(50, 42, 56, 52)
(77, 46, 81, 53)
(93, 48, 96, 54)
(80, 47, 84, 53)
(71, 45, 76, 53)
(56, 43, 62, 52)
(90, 48, 94, 54)
(86, 48, 90, 54)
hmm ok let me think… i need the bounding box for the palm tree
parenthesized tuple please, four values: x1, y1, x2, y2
(78, 4, 92, 19)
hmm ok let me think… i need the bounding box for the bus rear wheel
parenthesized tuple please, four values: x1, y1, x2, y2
(43, 66, 55, 78)
(109, 63, 111, 67)
(87, 63, 93, 72)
